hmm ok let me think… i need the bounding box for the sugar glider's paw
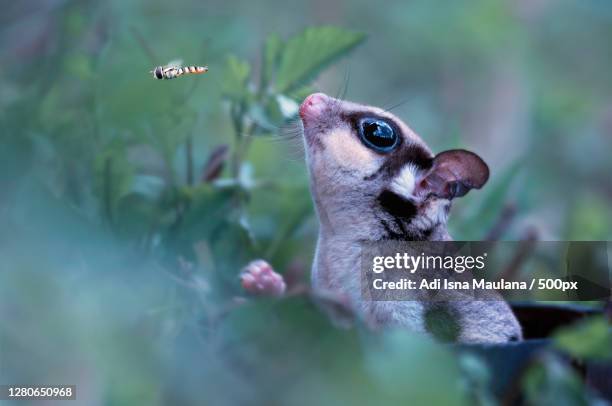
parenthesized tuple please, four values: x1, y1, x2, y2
(240, 259, 286, 297)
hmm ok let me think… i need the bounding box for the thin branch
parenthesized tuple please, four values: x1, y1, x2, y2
(485, 202, 517, 241)
(497, 226, 538, 282)
(130, 26, 158, 64)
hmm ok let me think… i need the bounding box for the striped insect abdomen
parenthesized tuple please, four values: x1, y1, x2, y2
(177, 66, 208, 76)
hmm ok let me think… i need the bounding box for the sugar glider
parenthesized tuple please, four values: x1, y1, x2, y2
(241, 93, 522, 343)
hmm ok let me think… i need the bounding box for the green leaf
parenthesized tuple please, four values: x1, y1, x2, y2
(522, 354, 601, 405)
(554, 317, 612, 360)
(127, 174, 166, 201)
(64, 53, 94, 80)
(249, 93, 300, 134)
(365, 330, 467, 405)
(275, 26, 366, 93)
(222, 55, 251, 101)
(249, 103, 279, 132)
(275, 94, 299, 118)
(114, 192, 162, 239)
(458, 355, 496, 406)
(193, 240, 215, 272)
(262, 33, 284, 89)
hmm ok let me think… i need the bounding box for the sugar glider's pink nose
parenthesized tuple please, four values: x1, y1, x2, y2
(299, 93, 329, 121)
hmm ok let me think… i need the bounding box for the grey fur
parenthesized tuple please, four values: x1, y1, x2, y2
(301, 93, 522, 343)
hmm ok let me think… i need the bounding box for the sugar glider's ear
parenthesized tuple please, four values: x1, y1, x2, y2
(416, 149, 489, 200)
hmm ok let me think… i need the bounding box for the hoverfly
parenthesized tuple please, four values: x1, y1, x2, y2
(151, 59, 208, 80)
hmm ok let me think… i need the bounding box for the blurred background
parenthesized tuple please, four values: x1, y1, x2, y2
(1, 0, 611, 404)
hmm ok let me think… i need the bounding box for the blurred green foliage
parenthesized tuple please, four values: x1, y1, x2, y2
(1, 0, 612, 404)
(522, 354, 604, 405)
(555, 317, 612, 361)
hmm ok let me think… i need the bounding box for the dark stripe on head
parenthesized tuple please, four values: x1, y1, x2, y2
(376, 190, 438, 240)
(378, 189, 417, 220)
(363, 144, 433, 182)
(378, 144, 433, 178)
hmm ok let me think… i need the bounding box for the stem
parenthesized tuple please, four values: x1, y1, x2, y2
(485, 203, 517, 241)
(232, 135, 254, 179)
(496, 227, 538, 282)
(230, 102, 246, 178)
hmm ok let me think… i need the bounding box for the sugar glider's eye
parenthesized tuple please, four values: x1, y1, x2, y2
(359, 119, 399, 152)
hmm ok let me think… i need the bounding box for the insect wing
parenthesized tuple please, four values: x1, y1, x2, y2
(164, 59, 183, 69)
